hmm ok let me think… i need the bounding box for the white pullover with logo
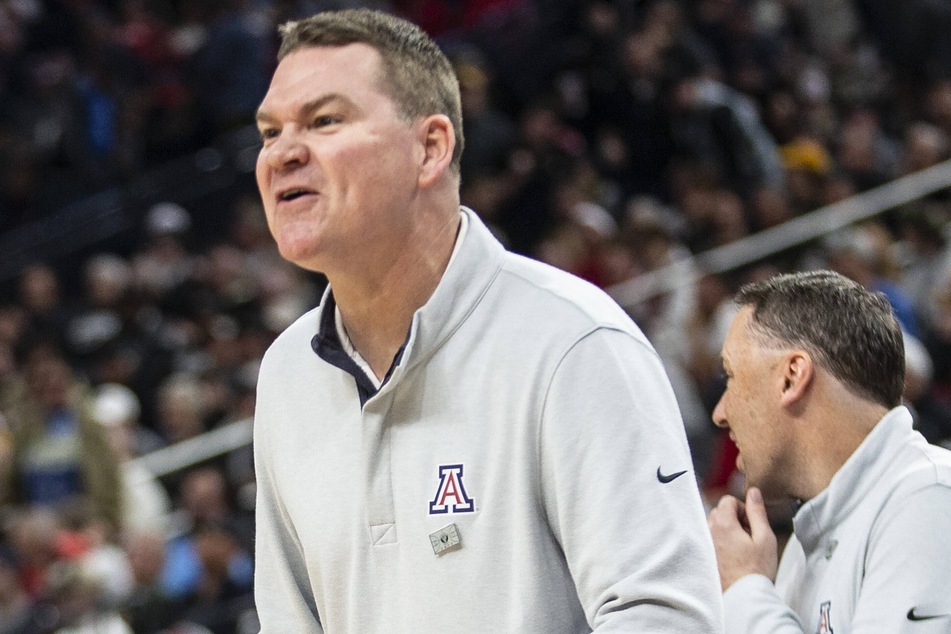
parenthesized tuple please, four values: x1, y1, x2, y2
(253, 208, 724, 633)
(723, 406, 951, 633)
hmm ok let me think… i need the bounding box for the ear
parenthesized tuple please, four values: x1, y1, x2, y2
(779, 350, 813, 407)
(417, 114, 455, 189)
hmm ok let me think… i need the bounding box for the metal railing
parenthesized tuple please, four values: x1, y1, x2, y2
(606, 159, 951, 310)
(127, 417, 253, 478)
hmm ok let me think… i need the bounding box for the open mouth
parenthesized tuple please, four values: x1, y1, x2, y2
(279, 188, 312, 202)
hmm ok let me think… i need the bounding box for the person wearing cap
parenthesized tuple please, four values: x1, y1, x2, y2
(90, 383, 170, 534)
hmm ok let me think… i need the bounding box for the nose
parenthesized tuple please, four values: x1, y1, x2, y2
(711, 393, 728, 429)
(263, 130, 309, 171)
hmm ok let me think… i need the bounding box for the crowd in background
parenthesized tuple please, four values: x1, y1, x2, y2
(1, 0, 951, 631)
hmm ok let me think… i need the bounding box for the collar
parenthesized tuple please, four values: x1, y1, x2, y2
(397, 207, 503, 377)
(311, 291, 384, 406)
(311, 207, 504, 403)
(792, 406, 915, 554)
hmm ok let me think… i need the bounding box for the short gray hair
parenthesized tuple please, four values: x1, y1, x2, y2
(735, 270, 905, 408)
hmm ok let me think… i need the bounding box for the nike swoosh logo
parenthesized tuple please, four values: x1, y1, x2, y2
(908, 608, 950, 621)
(657, 467, 688, 484)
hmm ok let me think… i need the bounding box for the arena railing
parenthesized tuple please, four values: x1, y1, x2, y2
(606, 158, 951, 310)
(128, 417, 253, 478)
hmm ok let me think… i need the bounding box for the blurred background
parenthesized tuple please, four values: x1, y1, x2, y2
(1, 0, 950, 631)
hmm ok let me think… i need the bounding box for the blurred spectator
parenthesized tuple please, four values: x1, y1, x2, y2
(4, 505, 60, 599)
(122, 528, 180, 633)
(0, 340, 123, 532)
(56, 504, 135, 611)
(899, 121, 950, 176)
(825, 222, 922, 338)
(115, 0, 194, 163)
(925, 79, 951, 138)
(178, 467, 252, 551)
(17, 264, 71, 348)
(835, 108, 901, 191)
(494, 98, 583, 255)
(185, 0, 271, 143)
(153, 373, 209, 447)
(183, 520, 254, 634)
(855, 0, 951, 92)
(682, 272, 737, 479)
(895, 202, 951, 330)
(904, 329, 951, 446)
(748, 184, 794, 232)
(582, 22, 674, 201)
(0, 543, 32, 633)
(90, 383, 170, 534)
(668, 71, 785, 197)
(39, 556, 133, 633)
(456, 53, 518, 183)
(160, 467, 253, 633)
(133, 201, 196, 302)
(777, 135, 833, 215)
(536, 159, 620, 286)
(64, 254, 134, 370)
(922, 259, 951, 390)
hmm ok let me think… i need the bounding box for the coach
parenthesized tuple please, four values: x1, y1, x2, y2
(251, 8, 722, 633)
(708, 270, 951, 633)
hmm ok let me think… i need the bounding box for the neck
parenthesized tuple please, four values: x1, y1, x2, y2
(795, 382, 888, 501)
(330, 207, 461, 379)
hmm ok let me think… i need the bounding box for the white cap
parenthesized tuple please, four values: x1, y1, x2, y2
(146, 202, 192, 235)
(92, 383, 141, 427)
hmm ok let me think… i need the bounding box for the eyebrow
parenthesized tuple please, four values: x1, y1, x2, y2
(255, 93, 352, 125)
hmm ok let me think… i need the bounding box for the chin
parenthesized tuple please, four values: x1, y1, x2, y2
(276, 238, 322, 267)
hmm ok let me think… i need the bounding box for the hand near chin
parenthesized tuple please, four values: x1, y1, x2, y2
(707, 487, 779, 592)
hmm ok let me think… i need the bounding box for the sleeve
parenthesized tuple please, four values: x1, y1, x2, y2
(538, 327, 724, 632)
(253, 394, 324, 633)
(850, 484, 951, 633)
(722, 574, 805, 634)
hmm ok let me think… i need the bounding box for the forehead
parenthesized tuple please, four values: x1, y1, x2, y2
(265, 43, 387, 103)
(722, 306, 756, 362)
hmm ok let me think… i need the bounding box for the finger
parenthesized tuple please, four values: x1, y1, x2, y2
(709, 495, 742, 527)
(717, 494, 743, 513)
(744, 487, 773, 540)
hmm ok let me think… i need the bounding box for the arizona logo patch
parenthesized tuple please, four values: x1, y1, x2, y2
(815, 601, 834, 634)
(428, 464, 475, 514)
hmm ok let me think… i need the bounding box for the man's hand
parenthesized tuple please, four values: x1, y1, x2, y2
(707, 487, 778, 591)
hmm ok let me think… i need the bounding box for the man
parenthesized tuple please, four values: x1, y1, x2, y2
(708, 270, 951, 633)
(252, 8, 722, 632)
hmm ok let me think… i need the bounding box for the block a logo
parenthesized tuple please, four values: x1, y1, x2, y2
(428, 464, 475, 514)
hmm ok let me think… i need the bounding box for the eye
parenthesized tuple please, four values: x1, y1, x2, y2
(258, 127, 279, 143)
(311, 114, 341, 128)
